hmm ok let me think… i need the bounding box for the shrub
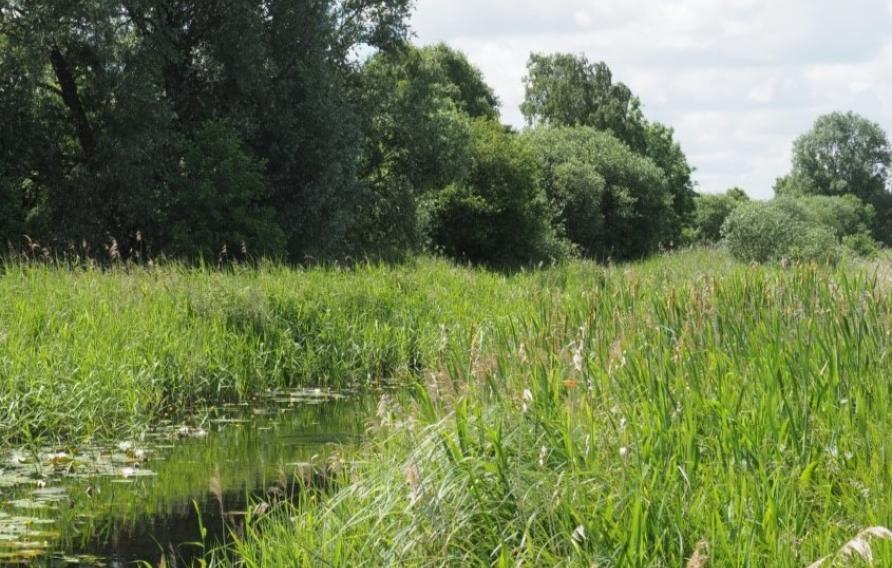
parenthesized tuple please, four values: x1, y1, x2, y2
(722, 194, 878, 264)
(773, 194, 874, 238)
(723, 201, 840, 263)
(525, 126, 674, 260)
(693, 188, 749, 243)
(426, 119, 567, 265)
(843, 231, 880, 258)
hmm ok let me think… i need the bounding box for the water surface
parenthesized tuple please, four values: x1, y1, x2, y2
(0, 389, 368, 566)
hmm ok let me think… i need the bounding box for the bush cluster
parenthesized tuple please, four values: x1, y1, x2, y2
(722, 195, 876, 263)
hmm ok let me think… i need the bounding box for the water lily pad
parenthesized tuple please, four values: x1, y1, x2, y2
(9, 499, 56, 511)
(32, 487, 67, 501)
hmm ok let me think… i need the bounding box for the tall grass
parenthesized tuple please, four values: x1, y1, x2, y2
(0, 257, 550, 443)
(209, 251, 892, 566)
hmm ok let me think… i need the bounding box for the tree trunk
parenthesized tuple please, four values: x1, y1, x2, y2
(48, 45, 97, 161)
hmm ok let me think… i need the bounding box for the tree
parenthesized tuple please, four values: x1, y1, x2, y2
(422, 43, 500, 120)
(426, 119, 564, 265)
(644, 122, 697, 232)
(0, 0, 414, 259)
(521, 53, 695, 231)
(525, 126, 675, 260)
(0, 173, 23, 248)
(776, 111, 892, 243)
(352, 44, 501, 256)
(521, 53, 646, 152)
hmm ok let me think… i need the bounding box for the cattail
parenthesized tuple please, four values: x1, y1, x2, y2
(572, 347, 583, 372)
(808, 526, 892, 567)
(686, 539, 709, 568)
(404, 464, 420, 488)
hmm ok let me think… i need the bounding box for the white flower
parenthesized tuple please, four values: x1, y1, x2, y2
(619, 447, 630, 460)
(523, 389, 534, 403)
(572, 525, 587, 543)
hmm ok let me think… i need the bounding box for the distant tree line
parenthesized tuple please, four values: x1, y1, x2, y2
(0, 1, 700, 265)
(1, 2, 888, 265)
(693, 111, 892, 262)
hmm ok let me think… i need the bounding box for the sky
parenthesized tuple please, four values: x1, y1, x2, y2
(410, 0, 892, 198)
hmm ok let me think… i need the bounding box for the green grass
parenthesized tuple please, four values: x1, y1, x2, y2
(0, 256, 557, 444)
(5, 249, 892, 565)
(205, 250, 892, 567)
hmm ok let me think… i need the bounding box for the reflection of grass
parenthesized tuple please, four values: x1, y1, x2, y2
(0, 399, 368, 563)
(213, 251, 892, 566)
(0, 259, 544, 445)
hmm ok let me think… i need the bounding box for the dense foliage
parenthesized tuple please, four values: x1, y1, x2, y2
(522, 53, 697, 235)
(693, 188, 749, 243)
(776, 111, 892, 244)
(722, 195, 876, 263)
(0, 0, 412, 260)
(2, 4, 889, 267)
(426, 119, 563, 265)
(525, 126, 676, 259)
(0, 5, 705, 265)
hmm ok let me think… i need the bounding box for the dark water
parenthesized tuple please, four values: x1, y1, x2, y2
(0, 390, 368, 566)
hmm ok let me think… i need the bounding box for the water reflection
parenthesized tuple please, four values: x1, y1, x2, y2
(0, 389, 368, 566)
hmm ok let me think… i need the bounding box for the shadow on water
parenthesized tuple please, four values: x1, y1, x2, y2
(0, 389, 371, 566)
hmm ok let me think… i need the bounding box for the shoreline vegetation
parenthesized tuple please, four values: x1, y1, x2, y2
(5, 249, 892, 565)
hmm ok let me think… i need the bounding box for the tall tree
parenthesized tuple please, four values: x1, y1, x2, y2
(352, 44, 501, 256)
(521, 53, 695, 232)
(521, 53, 646, 152)
(644, 122, 697, 234)
(0, 0, 414, 259)
(776, 111, 892, 243)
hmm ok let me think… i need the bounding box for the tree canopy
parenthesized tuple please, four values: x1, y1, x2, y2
(776, 111, 892, 243)
(521, 53, 696, 233)
(0, 4, 707, 266)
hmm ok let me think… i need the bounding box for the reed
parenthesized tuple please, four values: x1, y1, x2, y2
(210, 250, 892, 566)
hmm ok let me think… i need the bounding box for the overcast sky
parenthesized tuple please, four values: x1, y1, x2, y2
(410, 0, 892, 198)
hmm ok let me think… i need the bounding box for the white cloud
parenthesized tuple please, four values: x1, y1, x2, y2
(411, 0, 892, 198)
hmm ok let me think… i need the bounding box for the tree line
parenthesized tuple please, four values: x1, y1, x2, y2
(1, 1, 889, 265)
(697, 111, 892, 262)
(0, 1, 698, 264)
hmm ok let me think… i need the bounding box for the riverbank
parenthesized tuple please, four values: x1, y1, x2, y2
(0, 256, 561, 444)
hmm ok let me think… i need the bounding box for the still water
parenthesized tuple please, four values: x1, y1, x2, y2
(0, 389, 368, 566)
